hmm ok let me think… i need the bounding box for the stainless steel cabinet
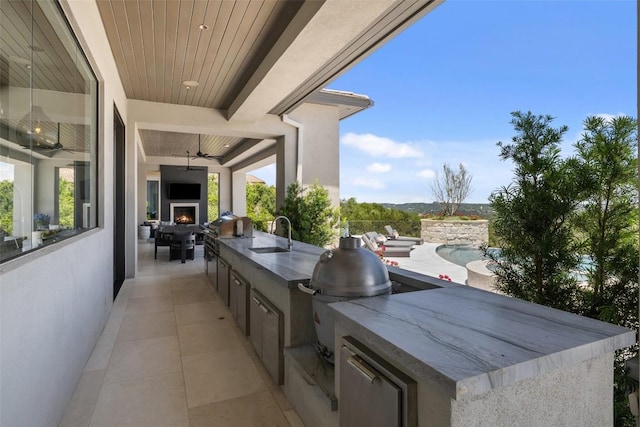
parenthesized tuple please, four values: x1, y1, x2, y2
(229, 271, 250, 335)
(206, 251, 218, 288)
(217, 257, 230, 306)
(339, 336, 416, 427)
(249, 289, 283, 384)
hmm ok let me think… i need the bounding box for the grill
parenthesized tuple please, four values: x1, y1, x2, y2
(298, 236, 391, 363)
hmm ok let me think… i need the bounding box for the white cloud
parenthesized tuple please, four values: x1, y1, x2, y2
(592, 112, 627, 123)
(352, 177, 386, 190)
(341, 132, 423, 158)
(366, 162, 392, 173)
(418, 169, 435, 179)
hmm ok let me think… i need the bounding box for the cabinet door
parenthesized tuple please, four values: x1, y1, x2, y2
(217, 258, 230, 306)
(229, 272, 239, 321)
(208, 253, 218, 288)
(262, 302, 283, 384)
(237, 278, 249, 335)
(249, 292, 263, 357)
(340, 345, 401, 427)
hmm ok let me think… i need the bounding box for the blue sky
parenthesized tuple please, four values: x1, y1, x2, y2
(253, 0, 636, 204)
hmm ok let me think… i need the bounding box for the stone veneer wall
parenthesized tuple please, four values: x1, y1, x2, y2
(421, 219, 489, 246)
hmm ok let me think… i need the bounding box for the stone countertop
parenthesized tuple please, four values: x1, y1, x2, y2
(330, 285, 636, 400)
(217, 231, 325, 287)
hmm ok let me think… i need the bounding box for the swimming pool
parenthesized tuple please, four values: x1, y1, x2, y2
(436, 245, 499, 267)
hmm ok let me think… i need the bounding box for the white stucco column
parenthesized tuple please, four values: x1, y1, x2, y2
(275, 134, 298, 209)
(231, 171, 247, 216)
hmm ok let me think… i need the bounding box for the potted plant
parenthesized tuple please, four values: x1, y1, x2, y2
(33, 213, 50, 231)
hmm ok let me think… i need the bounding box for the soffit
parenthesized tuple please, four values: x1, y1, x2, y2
(95, 0, 442, 163)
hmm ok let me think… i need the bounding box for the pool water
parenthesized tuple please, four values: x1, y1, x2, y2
(437, 246, 593, 283)
(436, 245, 499, 267)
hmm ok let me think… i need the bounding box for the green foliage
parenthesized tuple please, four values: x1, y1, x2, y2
(246, 183, 276, 231)
(573, 115, 638, 316)
(486, 111, 589, 311)
(340, 197, 421, 236)
(207, 173, 219, 221)
(488, 112, 639, 425)
(571, 115, 638, 427)
(58, 177, 74, 228)
(0, 180, 14, 235)
(277, 181, 337, 247)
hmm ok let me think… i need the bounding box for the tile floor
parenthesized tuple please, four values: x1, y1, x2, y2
(59, 241, 304, 427)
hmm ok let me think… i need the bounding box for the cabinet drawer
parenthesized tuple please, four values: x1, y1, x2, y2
(339, 336, 416, 427)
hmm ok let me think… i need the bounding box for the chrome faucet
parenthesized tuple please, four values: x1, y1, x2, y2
(271, 216, 292, 250)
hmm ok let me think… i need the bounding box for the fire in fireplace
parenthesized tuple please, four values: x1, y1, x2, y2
(174, 206, 196, 224)
(170, 203, 199, 224)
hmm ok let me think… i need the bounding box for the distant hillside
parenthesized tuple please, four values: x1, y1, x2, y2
(382, 202, 494, 218)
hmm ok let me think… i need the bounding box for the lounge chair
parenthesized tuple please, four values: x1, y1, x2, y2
(361, 233, 413, 258)
(364, 231, 415, 248)
(384, 225, 424, 245)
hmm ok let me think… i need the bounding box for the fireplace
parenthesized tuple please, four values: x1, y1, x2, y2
(170, 203, 199, 224)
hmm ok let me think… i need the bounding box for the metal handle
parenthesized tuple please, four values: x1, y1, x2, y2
(251, 297, 261, 305)
(297, 282, 318, 296)
(347, 356, 378, 383)
(234, 278, 240, 286)
(260, 304, 269, 314)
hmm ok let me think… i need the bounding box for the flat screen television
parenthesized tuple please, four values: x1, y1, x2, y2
(168, 182, 201, 200)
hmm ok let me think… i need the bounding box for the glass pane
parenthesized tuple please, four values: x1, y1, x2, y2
(147, 181, 158, 220)
(0, 0, 98, 263)
(208, 173, 219, 221)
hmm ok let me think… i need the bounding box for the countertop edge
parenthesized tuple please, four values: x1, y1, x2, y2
(330, 289, 636, 400)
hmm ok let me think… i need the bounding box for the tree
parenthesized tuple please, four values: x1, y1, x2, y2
(246, 183, 276, 231)
(207, 173, 219, 221)
(573, 115, 638, 324)
(277, 181, 337, 247)
(430, 163, 472, 216)
(58, 177, 74, 228)
(486, 111, 589, 311)
(0, 180, 14, 235)
(573, 116, 639, 427)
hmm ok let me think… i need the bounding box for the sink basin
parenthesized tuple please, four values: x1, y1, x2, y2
(249, 246, 290, 254)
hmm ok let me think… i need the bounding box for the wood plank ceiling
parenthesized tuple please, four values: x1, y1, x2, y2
(96, 0, 303, 160)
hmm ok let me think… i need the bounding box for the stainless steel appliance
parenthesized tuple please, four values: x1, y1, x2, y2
(204, 215, 253, 291)
(340, 336, 417, 427)
(297, 236, 391, 363)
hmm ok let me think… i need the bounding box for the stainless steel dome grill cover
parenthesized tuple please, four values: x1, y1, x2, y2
(309, 236, 391, 297)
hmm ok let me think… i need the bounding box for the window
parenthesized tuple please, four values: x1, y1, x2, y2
(208, 173, 219, 221)
(147, 181, 159, 220)
(0, 0, 98, 262)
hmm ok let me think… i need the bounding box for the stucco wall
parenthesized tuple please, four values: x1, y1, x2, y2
(451, 353, 613, 426)
(0, 0, 128, 425)
(286, 103, 340, 207)
(421, 219, 489, 246)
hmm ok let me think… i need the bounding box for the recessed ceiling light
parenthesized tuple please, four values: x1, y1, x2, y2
(198, 24, 209, 30)
(183, 80, 199, 90)
(223, 143, 230, 148)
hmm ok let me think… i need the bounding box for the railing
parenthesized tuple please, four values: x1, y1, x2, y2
(346, 220, 421, 238)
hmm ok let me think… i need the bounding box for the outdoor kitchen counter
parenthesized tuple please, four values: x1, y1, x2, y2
(217, 231, 325, 288)
(330, 285, 636, 401)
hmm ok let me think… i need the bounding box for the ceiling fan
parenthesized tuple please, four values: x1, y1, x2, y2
(181, 151, 205, 171)
(192, 134, 220, 160)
